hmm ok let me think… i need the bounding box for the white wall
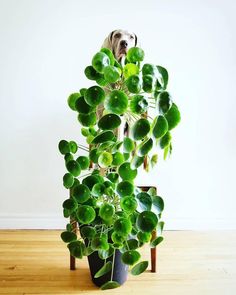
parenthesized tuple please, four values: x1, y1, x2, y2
(0, 0, 236, 230)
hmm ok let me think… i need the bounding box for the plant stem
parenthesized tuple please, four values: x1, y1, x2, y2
(78, 172, 92, 179)
(78, 146, 89, 152)
(110, 248, 116, 281)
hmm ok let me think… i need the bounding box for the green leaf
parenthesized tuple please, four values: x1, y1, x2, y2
(131, 118, 150, 141)
(91, 130, 114, 144)
(137, 138, 153, 156)
(94, 261, 112, 278)
(136, 192, 152, 212)
(152, 115, 168, 139)
(100, 281, 121, 290)
(98, 245, 114, 259)
(61, 231, 77, 243)
(98, 113, 121, 130)
(131, 261, 149, 275)
(157, 66, 168, 89)
(150, 236, 164, 247)
(157, 221, 165, 235)
(147, 187, 157, 197)
(165, 103, 181, 130)
(163, 145, 170, 160)
(151, 196, 164, 214)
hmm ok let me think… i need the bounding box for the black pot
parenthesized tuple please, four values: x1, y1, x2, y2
(87, 247, 128, 287)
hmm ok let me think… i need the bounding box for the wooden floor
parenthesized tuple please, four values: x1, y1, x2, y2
(0, 231, 236, 295)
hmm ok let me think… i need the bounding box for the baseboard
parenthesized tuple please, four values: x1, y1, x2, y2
(0, 214, 236, 230)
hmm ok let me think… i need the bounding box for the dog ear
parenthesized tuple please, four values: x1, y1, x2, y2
(134, 33, 138, 46)
(101, 30, 116, 50)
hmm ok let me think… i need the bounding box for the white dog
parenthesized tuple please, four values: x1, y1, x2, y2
(101, 29, 139, 63)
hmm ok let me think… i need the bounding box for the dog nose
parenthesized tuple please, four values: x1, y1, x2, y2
(120, 40, 128, 48)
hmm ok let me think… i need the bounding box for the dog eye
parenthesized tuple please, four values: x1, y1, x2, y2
(114, 33, 121, 38)
(130, 35, 134, 39)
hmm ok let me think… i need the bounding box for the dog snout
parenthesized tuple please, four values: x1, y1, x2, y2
(120, 40, 128, 48)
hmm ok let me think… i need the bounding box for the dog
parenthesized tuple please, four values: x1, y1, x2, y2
(101, 29, 139, 64)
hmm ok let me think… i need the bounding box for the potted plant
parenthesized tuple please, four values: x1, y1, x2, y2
(58, 46, 181, 290)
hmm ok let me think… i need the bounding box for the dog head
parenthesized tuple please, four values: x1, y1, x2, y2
(101, 29, 139, 62)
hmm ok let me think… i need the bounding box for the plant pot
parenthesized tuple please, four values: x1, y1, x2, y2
(87, 248, 128, 287)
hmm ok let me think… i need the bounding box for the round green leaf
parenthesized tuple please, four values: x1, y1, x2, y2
(92, 52, 110, 73)
(94, 261, 112, 279)
(112, 151, 125, 166)
(118, 162, 137, 181)
(82, 175, 103, 190)
(123, 63, 139, 79)
(64, 153, 73, 163)
(72, 184, 90, 203)
(84, 66, 102, 80)
(116, 181, 134, 197)
(67, 240, 86, 259)
(131, 261, 149, 275)
(63, 173, 74, 188)
(69, 141, 78, 154)
(91, 236, 109, 251)
(91, 183, 105, 197)
(111, 232, 126, 244)
(107, 172, 119, 183)
(84, 86, 105, 107)
(61, 231, 77, 243)
(160, 131, 171, 149)
(125, 239, 139, 250)
(66, 160, 81, 177)
(77, 205, 96, 224)
(96, 75, 108, 86)
(130, 94, 148, 114)
(104, 90, 128, 114)
(125, 74, 142, 94)
(114, 217, 132, 236)
(67, 93, 80, 111)
(101, 281, 120, 290)
(137, 138, 153, 156)
(89, 148, 99, 164)
(157, 65, 168, 89)
(165, 103, 181, 130)
(120, 196, 137, 213)
(80, 226, 96, 239)
(100, 48, 115, 65)
(78, 112, 96, 127)
(91, 130, 114, 144)
(104, 65, 120, 83)
(62, 198, 78, 211)
(121, 250, 141, 265)
(150, 236, 164, 247)
(98, 113, 121, 130)
(136, 211, 158, 232)
(131, 118, 150, 141)
(137, 231, 152, 243)
(142, 63, 158, 76)
(158, 91, 171, 113)
(142, 74, 154, 93)
(152, 115, 168, 139)
(151, 195, 164, 214)
(99, 203, 115, 220)
(127, 47, 145, 63)
(123, 137, 135, 153)
(130, 155, 145, 169)
(75, 96, 94, 114)
(58, 140, 70, 155)
(98, 151, 113, 168)
(76, 156, 90, 170)
(136, 192, 152, 211)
